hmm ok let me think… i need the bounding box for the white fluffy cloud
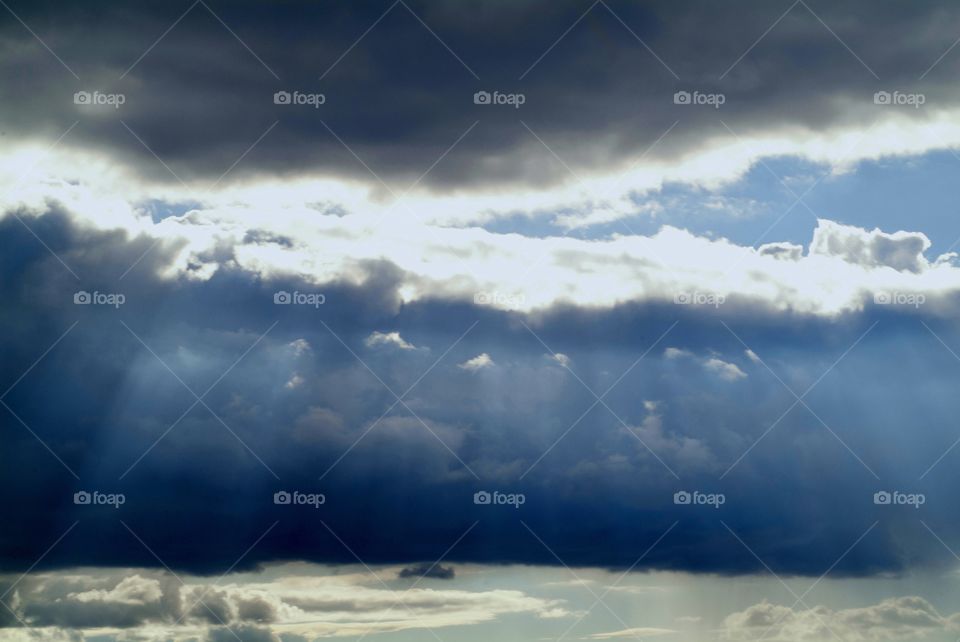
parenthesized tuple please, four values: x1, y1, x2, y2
(458, 353, 494, 371)
(365, 331, 418, 351)
(810, 219, 936, 273)
(6, 138, 960, 319)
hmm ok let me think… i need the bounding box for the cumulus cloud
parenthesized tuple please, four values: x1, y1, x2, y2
(458, 353, 494, 371)
(665, 349, 747, 381)
(16, 574, 170, 629)
(721, 597, 960, 642)
(757, 242, 804, 262)
(551, 353, 572, 367)
(8, 159, 960, 316)
(630, 406, 714, 470)
(809, 219, 935, 273)
(365, 331, 418, 351)
(0, 566, 565, 639)
(703, 358, 747, 382)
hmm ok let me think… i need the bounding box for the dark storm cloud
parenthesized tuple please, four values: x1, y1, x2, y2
(398, 563, 456, 580)
(3, 204, 960, 580)
(2, 0, 960, 189)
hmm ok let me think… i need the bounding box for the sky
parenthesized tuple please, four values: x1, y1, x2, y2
(4, 0, 960, 640)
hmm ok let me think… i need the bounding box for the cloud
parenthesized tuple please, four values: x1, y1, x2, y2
(721, 597, 960, 642)
(551, 353, 572, 367)
(703, 358, 747, 382)
(810, 219, 935, 273)
(284, 373, 305, 389)
(675, 615, 701, 624)
(665, 349, 747, 381)
(207, 625, 282, 642)
(8, 162, 960, 317)
(757, 242, 804, 262)
(3, 199, 960, 579)
(7, 0, 960, 210)
(397, 564, 456, 580)
(17, 574, 170, 629)
(458, 353, 494, 371)
(587, 627, 677, 639)
(365, 331, 418, 350)
(0, 566, 566, 639)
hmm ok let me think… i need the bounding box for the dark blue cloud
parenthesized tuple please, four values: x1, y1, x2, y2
(2, 207, 959, 579)
(4, 0, 960, 189)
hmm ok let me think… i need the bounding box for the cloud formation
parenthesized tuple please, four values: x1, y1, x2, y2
(0, 565, 564, 639)
(721, 597, 960, 642)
